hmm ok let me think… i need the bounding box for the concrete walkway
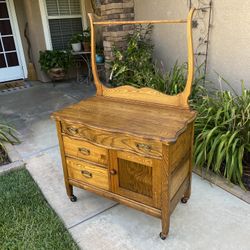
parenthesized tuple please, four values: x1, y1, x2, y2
(1, 82, 250, 250)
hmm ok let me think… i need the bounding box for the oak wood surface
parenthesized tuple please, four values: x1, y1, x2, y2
(52, 96, 196, 143)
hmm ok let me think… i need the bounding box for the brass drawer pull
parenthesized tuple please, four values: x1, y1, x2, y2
(81, 170, 92, 178)
(136, 143, 152, 151)
(67, 127, 78, 135)
(78, 147, 90, 155)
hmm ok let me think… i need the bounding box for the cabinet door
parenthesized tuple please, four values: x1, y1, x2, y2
(109, 151, 161, 208)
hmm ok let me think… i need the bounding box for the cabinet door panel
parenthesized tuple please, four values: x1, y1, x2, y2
(110, 151, 161, 208)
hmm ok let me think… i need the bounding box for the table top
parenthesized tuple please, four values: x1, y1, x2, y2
(52, 96, 196, 143)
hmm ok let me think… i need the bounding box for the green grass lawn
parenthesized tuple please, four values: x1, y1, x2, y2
(0, 168, 78, 250)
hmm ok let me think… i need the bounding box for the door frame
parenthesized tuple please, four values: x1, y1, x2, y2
(3, 0, 28, 80)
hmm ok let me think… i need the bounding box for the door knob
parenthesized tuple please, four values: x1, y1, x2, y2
(110, 169, 117, 175)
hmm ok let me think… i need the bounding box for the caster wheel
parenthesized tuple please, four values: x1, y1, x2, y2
(181, 197, 189, 204)
(159, 232, 167, 240)
(70, 195, 77, 202)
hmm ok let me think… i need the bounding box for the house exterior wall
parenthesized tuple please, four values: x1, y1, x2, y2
(134, 0, 250, 91)
(13, 0, 93, 82)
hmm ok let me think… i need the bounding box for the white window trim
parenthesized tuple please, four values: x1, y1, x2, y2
(6, 0, 28, 79)
(38, 0, 88, 50)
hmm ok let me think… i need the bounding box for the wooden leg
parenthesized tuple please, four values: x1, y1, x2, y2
(65, 181, 77, 202)
(160, 144, 172, 240)
(160, 214, 170, 240)
(182, 124, 194, 204)
(181, 175, 191, 203)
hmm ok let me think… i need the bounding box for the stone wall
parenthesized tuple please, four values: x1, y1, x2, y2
(100, 0, 134, 80)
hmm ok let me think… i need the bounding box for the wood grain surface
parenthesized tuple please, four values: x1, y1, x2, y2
(52, 96, 196, 143)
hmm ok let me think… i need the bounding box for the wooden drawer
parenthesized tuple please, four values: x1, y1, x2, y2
(66, 157, 109, 190)
(61, 122, 162, 158)
(63, 136, 108, 166)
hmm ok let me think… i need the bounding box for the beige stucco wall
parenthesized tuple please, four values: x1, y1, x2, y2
(14, 0, 93, 82)
(134, 0, 250, 91)
(14, 0, 48, 82)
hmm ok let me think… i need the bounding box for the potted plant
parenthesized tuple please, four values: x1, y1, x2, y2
(82, 28, 91, 52)
(96, 46, 104, 64)
(39, 50, 72, 80)
(70, 33, 83, 52)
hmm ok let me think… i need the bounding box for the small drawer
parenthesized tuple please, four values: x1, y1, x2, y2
(63, 136, 108, 166)
(66, 157, 109, 190)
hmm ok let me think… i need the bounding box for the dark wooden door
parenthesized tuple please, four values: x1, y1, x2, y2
(0, 0, 24, 82)
(110, 151, 161, 208)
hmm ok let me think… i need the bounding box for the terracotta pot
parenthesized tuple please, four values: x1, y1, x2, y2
(47, 68, 66, 81)
(83, 42, 91, 52)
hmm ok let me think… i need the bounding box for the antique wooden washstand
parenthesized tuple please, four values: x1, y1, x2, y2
(52, 8, 196, 239)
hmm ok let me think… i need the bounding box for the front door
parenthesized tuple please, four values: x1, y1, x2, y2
(0, 0, 25, 82)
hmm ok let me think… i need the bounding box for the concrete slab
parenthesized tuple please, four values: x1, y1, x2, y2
(70, 174, 250, 250)
(26, 151, 116, 229)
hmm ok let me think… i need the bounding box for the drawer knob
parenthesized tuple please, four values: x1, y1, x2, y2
(78, 147, 90, 155)
(136, 143, 152, 151)
(67, 127, 78, 135)
(81, 170, 92, 178)
(110, 169, 117, 175)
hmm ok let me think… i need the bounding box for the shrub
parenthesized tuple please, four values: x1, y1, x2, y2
(39, 50, 72, 72)
(192, 81, 250, 187)
(0, 122, 19, 164)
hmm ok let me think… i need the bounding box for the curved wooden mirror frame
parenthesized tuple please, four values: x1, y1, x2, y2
(88, 8, 195, 109)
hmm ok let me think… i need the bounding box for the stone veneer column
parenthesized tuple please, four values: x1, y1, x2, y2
(100, 0, 134, 80)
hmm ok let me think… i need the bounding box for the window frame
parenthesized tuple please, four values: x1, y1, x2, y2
(39, 0, 87, 50)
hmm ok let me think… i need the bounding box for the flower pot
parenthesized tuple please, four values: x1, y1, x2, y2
(47, 68, 66, 81)
(83, 42, 90, 52)
(71, 43, 82, 52)
(96, 54, 104, 64)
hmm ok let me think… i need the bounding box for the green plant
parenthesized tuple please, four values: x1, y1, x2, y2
(110, 25, 206, 100)
(69, 33, 83, 44)
(110, 24, 154, 86)
(0, 122, 19, 164)
(193, 81, 250, 188)
(83, 28, 91, 43)
(39, 50, 72, 72)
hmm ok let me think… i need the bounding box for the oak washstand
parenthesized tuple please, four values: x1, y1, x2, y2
(52, 8, 196, 239)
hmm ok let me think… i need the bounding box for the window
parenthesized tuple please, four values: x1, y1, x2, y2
(45, 0, 83, 50)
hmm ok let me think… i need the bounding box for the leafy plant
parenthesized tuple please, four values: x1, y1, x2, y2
(83, 28, 91, 43)
(110, 24, 154, 86)
(0, 122, 19, 164)
(69, 33, 83, 44)
(192, 81, 250, 188)
(110, 25, 206, 99)
(39, 50, 72, 72)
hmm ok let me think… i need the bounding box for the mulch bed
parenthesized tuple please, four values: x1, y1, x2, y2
(0, 145, 10, 166)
